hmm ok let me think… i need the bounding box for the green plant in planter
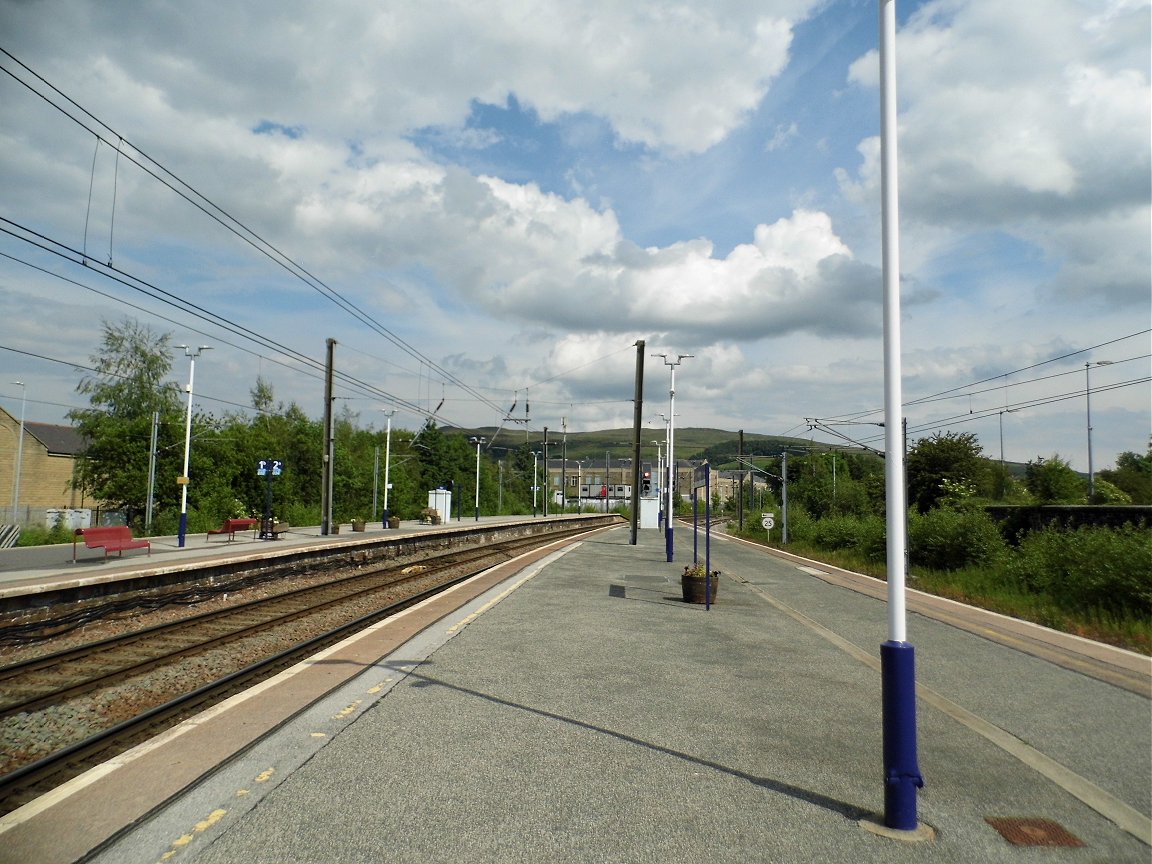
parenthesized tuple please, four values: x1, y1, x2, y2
(681, 562, 720, 603)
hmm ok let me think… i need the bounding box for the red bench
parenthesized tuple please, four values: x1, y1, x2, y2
(207, 517, 260, 541)
(72, 526, 151, 562)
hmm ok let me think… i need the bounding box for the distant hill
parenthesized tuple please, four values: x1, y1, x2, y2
(442, 425, 846, 462)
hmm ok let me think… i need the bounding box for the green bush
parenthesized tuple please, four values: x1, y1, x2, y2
(16, 520, 75, 547)
(1006, 524, 1152, 617)
(908, 507, 1007, 571)
(811, 514, 887, 562)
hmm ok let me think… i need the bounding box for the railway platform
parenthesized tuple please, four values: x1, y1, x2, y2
(0, 515, 524, 589)
(1, 522, 1149, 863)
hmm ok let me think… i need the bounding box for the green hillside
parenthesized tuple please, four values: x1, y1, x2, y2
(444, 426, 827, 462)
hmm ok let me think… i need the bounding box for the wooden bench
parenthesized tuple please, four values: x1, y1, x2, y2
(207, 517, 260, 541)
(73, 526, 151, 562)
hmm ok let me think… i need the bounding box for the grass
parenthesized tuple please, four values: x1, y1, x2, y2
(736, 532, 1152, 655)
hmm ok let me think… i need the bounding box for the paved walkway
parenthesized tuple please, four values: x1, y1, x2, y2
(0, 516, 525, 589)
(61, 523, 1152, 863)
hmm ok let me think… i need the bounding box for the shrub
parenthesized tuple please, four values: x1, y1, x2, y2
(908, 507, 1007, 571)
(812, 514, 887, 562)
(1006, 524, 1152, 617)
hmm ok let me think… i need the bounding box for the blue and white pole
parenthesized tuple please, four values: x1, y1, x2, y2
(176, 345, 211, 548)
(879, 0, 923, 831)
(653, 353, 692, 562)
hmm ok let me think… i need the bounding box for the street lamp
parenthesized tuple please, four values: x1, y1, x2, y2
(997, 409, 1021, 468)
(532, 451, 540, 517)
(176, 345, 211, 547)
(470, 436, 486, 521)
(997, 409, 1021, 500)
(381, 409, 395, 526)
(10, 381, 26, 522)
(651, 439, 662, 498)
(653, 353, 692, 561)
(1085, 360, 1114, 500)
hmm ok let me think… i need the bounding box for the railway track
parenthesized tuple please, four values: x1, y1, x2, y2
(0, 527, 588, 814)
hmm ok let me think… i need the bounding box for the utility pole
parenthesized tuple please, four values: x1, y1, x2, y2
(321, 338, 335, 535)
(542, 426, 549, 517)
(738, 429, 744, 531)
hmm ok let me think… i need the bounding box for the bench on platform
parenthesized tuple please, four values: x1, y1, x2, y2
(72, 526, 151, 562)
(207, 517, 260, 541)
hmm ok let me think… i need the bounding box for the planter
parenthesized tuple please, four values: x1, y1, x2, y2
(352, 520, 366, 532)
(330, 524, 340, 534)
(387, 517, 401, 529)
(681, 571, 719, 604)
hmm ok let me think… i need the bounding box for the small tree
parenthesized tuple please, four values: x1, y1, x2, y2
(1023, 454, 1085, 504)
(1098, 447, 1152, 504)
(68, 318, 183, 526)
(906, 431, 989, 513)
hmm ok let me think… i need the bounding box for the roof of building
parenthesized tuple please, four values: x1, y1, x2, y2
(24, 421, 86, 456)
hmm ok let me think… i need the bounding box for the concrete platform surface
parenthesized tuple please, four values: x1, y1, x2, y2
(6, 523, 1151, 863)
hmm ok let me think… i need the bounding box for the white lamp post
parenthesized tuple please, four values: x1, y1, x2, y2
(10, 381, 26, 522)
(381, 409, 395, 525)
(532, 451, 540, 517)
(877, 0, 923, 834)
(653, 354, 691, 561)
(652, 439, 663, 498)
(176, 345, 211, 547)
(470, 436, 486, 521)
(1085, 360, 1114, 500)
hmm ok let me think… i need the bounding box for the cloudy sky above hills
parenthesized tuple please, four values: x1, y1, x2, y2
(1, 0, 1148, 469)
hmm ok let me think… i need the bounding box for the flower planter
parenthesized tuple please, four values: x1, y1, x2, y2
(681, 571, 719, 604)
(352, 520, 366, 532)
(387, 517, 401, 529)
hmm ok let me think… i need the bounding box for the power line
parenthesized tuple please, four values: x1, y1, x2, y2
(0, 46, 507, 418)
(822, 329, 1151, 424)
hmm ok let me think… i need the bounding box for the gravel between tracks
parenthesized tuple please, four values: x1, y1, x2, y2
(0, 555, 481, 777)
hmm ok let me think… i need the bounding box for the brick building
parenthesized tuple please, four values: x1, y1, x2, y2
(1, 406, 86, 524)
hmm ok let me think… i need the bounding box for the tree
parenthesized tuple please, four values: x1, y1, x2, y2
(68, 319, 183, 526)
(905, 431, 988, 513)
(1023, 454, 1085, 504)
(1098, 447, 1152, 504)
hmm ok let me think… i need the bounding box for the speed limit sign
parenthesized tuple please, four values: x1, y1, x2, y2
(761, 512, 776, 530)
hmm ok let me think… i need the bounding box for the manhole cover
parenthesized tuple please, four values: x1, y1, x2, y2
(985, 817, 1085, 847)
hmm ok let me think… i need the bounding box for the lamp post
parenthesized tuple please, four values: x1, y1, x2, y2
(1085, 360, 1114, 500)
(382, 409, 395, 525)
(604, 450, 611, 514)
(652, 439, 663, 500)
(176, 345, 211, 547)
(997, 409, 1020, 499)
(10, 381, 26, 523)
(470, 436, 486, 521)
(532, 451, 540, 517)
(653, 354, 692, 561)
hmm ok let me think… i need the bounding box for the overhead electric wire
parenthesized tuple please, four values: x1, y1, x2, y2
(0, 46, 508, 419)
(821, 329, 1151, 425)
(0, 217, 454, 423)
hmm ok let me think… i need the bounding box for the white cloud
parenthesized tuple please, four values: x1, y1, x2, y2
(842, 0, 1150, 305)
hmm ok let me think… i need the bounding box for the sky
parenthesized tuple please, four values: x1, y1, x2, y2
(0, 0, 1149, 472)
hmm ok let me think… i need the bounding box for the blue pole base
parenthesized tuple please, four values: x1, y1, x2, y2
(178, 512, 188, 549)
(665, 525, 674, 562)
(881, 640, 923, 831)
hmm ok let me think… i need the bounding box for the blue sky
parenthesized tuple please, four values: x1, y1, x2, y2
(0, 0, 1148, 473)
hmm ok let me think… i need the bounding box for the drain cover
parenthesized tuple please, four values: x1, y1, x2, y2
(985, 817, 1085, 847)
